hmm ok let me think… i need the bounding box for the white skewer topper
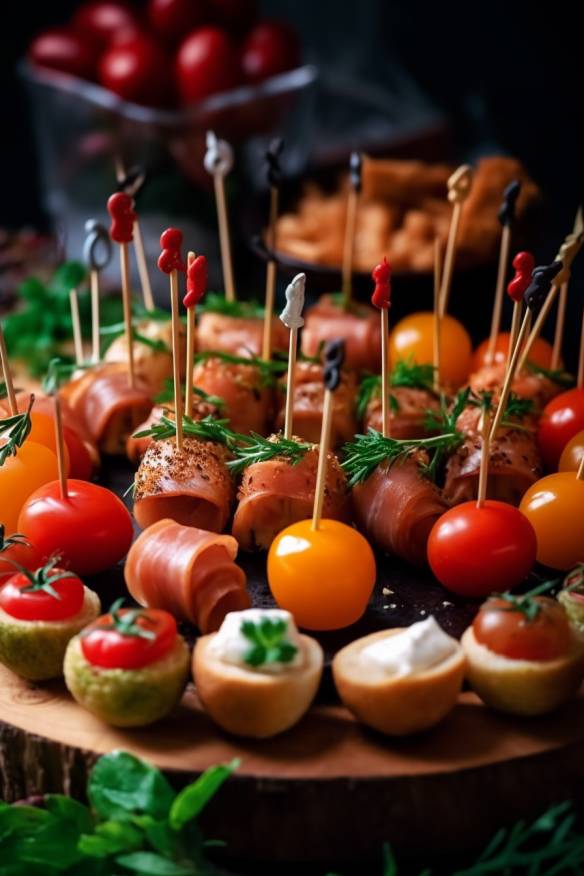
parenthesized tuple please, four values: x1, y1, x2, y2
(280, 272, 306, 441)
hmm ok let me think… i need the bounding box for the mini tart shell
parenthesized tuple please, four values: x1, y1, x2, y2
(193, 633, 323, 738)
(461, 626, 584, 716)
(332, 628, 465, 736)
(0, 587, 101, 681)
(64, 635, 190, 727)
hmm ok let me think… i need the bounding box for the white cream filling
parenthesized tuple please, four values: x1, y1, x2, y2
(361, 616, 458, 677)
(208, 608, 302, 674)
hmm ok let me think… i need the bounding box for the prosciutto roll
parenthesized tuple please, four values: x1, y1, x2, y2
(126, 395, 222, 465)
(274, 362, 357, 448)
(197, 312, 288, 358)
(104, 319, 185, 395)
(232, 442, 351, 551)
(443, 405, 541, 506)
(352, 453, 448, 567)
(192, 357, 272, 435)
(301, 294, 381, 372)
(133, 437, 234, 532)
(469, 362, 561, 411)
(125, 518, 250, 633)
(363, 386, 440, 439)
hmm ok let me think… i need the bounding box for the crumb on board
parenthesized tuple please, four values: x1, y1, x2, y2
(382, 587, 394, 596)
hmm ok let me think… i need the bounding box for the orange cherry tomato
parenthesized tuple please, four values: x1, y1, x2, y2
(28, 412, 70, 474)
(389, 311, 472, 388)
(267, 519, 376, 631)
(559, 430, 584, 473)
(520, 473, 584, 570)
(473, 596, 571, 661)
(538, 388, 584, 471)
(472, 333, 553, 373)
(0, 442, 59, 532)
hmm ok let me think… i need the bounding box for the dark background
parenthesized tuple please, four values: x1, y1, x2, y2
(1, 0, 583, 362)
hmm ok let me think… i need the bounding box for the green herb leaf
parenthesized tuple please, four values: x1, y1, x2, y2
(197, 291, 264, 319)
(169, 759, 240, 831)
(241, 617, 299, 666)
(0, 396, 33, 467)
(133, 413, 236, 447)
(526, 361, 575, 388)
(88, 751, 175, 821)
(79, 819, 144, 858)
(116, 851, 198, 875)
(227, 432, 313, 475)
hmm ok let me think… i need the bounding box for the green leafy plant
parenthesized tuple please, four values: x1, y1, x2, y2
(0, 750, 238, 875)
(241, 616, 298, 667)
(356, 360, 436, 420)
(197, 292, 265, 319)
(0, 396, 33, 467)
(133, 414, 237, 446)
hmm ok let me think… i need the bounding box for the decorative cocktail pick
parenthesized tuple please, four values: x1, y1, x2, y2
(433, 238, 442, 392)
(551, 207, 584, 369)
(184, 252, 208, 418)
(0, 323, 17, 415)
(476, 404, 491, 508)
(279, 272, 306, 440)
(312, 338, 345, 530)
(204, 131, 236, 303)
(505, 251, 534, 377)
(83, 219, 112, 364)
(107, 192, 137, 388)
(341, 151, 362, 311)
(116, 162, 154, 312)
(69, 287, 84, 366)
(158, 228, 186, 451)
(517, 218, 584, 373)
(486, 180, 521, 363)
(439, 164, 473, 317)
(262, 138, 284, 361)
(490, 260, 562, 440)
(371, 257, 392, 438)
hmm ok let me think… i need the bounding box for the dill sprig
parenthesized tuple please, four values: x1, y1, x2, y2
(154, 378, 225, 410)
(341, 428, 462, 487)
(197, 292, 265, 319)
(526, 360, 575, 388)
(133, 414, 237, 446)
(194, 350, 287, 387)
(227, 433, 313, 475)
(0, 395, 33, 467)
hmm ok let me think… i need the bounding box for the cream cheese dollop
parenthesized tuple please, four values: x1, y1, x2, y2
(361, 616, 458, 677)
(208, 608, 302, 674)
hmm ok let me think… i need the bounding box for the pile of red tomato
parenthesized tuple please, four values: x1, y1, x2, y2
(27, 0, 301, 108)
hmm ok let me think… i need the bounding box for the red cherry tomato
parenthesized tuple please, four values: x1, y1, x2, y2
(63, 425, 94, 480)
(17, 480, 133, 576)
(99, 35, 172, 106)
(473, 596, 571, 661)
(538, 388, 584, 471)
(519, 472, 584, 571)
(148, 0, 208, 43)
(0, 571, 85, 622)
(241, 20, 301, 83)
(472, 333, 553, 373)
(175, 26, 240, 104)
(28, 28, 99, 79)
(72, 1, 140, 50)
(81, 608, 177, 669)
(427, 500, 537, 597)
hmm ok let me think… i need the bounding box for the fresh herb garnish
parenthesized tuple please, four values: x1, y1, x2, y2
(0, 395, 33, 466)
(194, 350, 287, 387)
(227, 433, 313, 475)
(357, 360, 435, 421)
(154, 377, 224, 410)
(100, 322, 171, 354)
(133, 413, 236, 446)
(197, 291, 265, 319)
(241, 616, 298, 666)
(494, 578, 558, 622)
(42, 357, 93, 395)
(0, 524, 30, 554)
(341, 427, 462, 486)
(356, 374, 381, 419)
(7, 554, 77, 600)
(468, 389, 534, 424)
(424, 387, 471, 434)
(97, 597, 156, 641)
(527, 360, 575, 388)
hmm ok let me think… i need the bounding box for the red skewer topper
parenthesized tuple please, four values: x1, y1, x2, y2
(184, 255, 208, 308)
(507, 251, 535, 302)
(158, 228, 185, 274)
(107, 192, 136, 244)
(371, 257, 392, 309)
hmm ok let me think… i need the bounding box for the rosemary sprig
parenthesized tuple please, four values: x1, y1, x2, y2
(194, 350, 287, 387)
(241, 617, 298, 667)
(468, 389, 534, 423)
(341, 428, 462, 487)
(153, 378, 224, 410)
(0, 525, 30, 554)
(42, 357, 93, 395)
(133, 414, 237, 446)
(90, 598, 156, 641)
(227, 433, 313, 475)
(356, 374, 381, 419)
(197, 292, 265, 319)
(527, 360, 575, 388)
(494, 578, 559, 622)
(424, 387, 471, 434)
(7, 554, 77, 600)
(0, 395, 33, 466)
(357, 359, 435, 420)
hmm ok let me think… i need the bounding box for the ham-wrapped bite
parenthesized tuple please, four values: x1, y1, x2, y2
(192, 355, 273, 434)
(232, 441, 351, 550)
(469, 362, 562, 411)
(352, 453, 448, 567)
(301, 294, 381, 372)
(126, 394, 222, 465)
(104, 318, 185, 395)
(125, 518, 250, 633)
(274, 361, 357, 448)
(443, 405, 541, 506)
(364, 386, 440, 439)
(197, 312, 288, 358)
(133, 437, 234, 532)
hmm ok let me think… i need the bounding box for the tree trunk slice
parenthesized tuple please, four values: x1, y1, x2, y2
(1, 663, 584, 865)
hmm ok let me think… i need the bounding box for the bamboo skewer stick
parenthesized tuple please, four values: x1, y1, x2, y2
(120, 242, 136, 389)
(312, 339, 345, 531)
(486, 180, 521, 363)
(439, 164, 473, 318)
(577, 452, 584, 481)
(433, 238, 442, 393)
(69, 289, 84, 365)
(204, 131, 236, 302)
(516, 283, 560, 374)
(53, 395, 68, 501)
(371, 257, 392, 439)
(262, 140, 283, 361)
(489, 310, 531, 441)
(115, 161, 154, 311)
(476, 408, 491, 508)
(185, 252, 196, 419)
(90, 270, 100, 363)
(341, 152, 362, 311)
(279, 273, 306, 441)
(170, 268, 183, 451)
(84, 219, 111, 365)
(283, 329, 297, 441)
(551, 281, 568, 370)
(0, 323, 17, 415)
(505, 251, 534, 379)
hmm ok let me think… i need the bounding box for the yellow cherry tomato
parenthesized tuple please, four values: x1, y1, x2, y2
(389, 311, 472, 388)
(519, 473, 584, 570)
(0, 442, 59, 532)
(267, 518, 376, 631)
(559, 430, 584, 473)
(29, 412, 70, 474)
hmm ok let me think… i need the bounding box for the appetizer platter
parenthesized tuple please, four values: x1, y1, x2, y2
(1, 136, 584, 866)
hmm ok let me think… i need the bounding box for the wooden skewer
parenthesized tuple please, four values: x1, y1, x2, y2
(261, 185, 279, 362)
(506, 299, 523, 378)
(312, 389, 333, 531)
(577, 452, 584, 481)
(133, 219, 155, 312)
(578, 304, 584, 390)
(120, 242, 136, 388)
(551, 281, 568, 370)
(184, 251, 197, 419)
(280, 273, 305, 441)
(490, 310, 531, 441)
(476, 408, 491, 508)
(84, 219, 111, 364)
(516, 283, 559, 373)
(433, 238, 442, 393)
(0, 323, 17, 415)
(170, 268, 183, 451)
(341, 189, 359, 309)
(53, 395, 68, 501)
(486, 223, 512, 363)
(381, 308, 390, 438)
(90, 270, 100, 363)
(69, 288, 84, 366)
(283, 328, 298, 441)
(439, 164, 473, 318)
(214, 173, 236, 303)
